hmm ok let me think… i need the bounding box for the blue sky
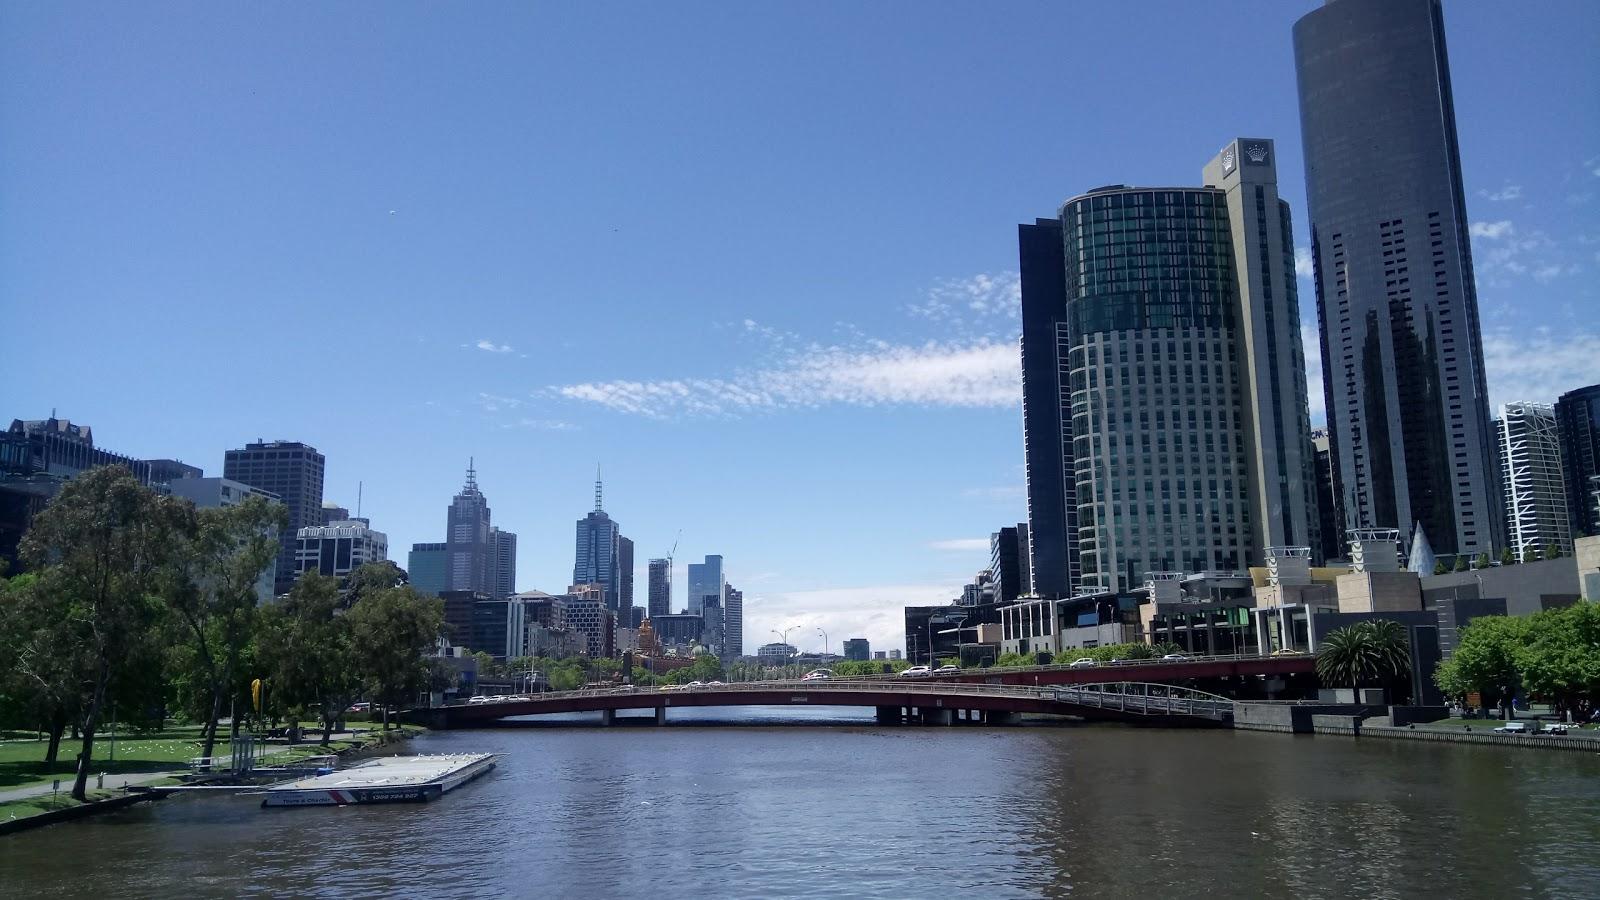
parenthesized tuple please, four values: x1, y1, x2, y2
(3, 2, 1597, 654)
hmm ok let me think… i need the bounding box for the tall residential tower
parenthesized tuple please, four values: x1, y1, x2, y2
(223, 439, 325, 595)
(1294, 0, 1501, 559)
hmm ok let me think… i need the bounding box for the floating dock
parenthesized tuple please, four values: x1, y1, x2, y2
(260, 753, 499, 807)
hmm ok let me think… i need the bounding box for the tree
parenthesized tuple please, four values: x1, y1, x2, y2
(256, 572, 360, 744)
(1499, 547, 1516, 567)
(1434, 615, 1528, 717)
(1514, 604, 1600, 723)
(166, 495, 284, 760)
(1434, 560, 1450, 575)
(1474, 553, 1492, 570)
(1542, 544, 1564, 561)
(0, 573, 80, 765)
(19, 466, 187, 800)
(347, 578, 444, 728)
(1316, 620, 1411, 698)
(1452, 555, 1470, 573)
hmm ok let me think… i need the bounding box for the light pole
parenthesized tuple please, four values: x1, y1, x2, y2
(816, 628, 829, 665)
(772, 626, 797, 680)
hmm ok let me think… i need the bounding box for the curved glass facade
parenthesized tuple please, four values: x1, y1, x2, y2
(1058, 187, 1252, 592)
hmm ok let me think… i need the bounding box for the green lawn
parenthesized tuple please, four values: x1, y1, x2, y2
(0, 726, 208, 791)
(0, 788, 122, 824)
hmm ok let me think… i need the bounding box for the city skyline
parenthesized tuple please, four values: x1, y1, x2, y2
(3, 2, 1596, 654)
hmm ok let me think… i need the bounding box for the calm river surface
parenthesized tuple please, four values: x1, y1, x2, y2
(3, 707, 1598, 898)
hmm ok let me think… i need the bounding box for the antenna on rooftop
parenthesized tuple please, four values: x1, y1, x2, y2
(595, 464, 603, 511)
(357, 481, 363, 519)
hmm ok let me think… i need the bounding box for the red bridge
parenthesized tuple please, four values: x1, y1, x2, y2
(415, 681, 1237, 729)
(931, 652, 1317, 689)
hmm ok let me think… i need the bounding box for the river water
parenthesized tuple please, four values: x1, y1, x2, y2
(3, 707, 1598, 898)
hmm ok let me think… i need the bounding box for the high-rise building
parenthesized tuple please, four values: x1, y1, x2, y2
(1029, 139, 1317, 592)
(166, 476, 279, 509)
(5, 417, 154, 484)
(573, 474, 626, 610)
(618, 536, 634, 609)
(295, 519, 388, 580)
(647, 558, 671, 618)
(489, 526, 517, 600)
(989, 525, 1029, 606)
(320, 502, 352, 525)
(686, 554, 724, 615)
(1311, 430, 1343, 563)
(224, 440, 325, 595)
(565, 583, 616, 658)
(145, 458, 203, 485)
(724, 585, 743, 660)
(1018, 218, 1077, 598)
(409, 542, 448, 596)
(1496, 404, 1571, 562)
(1555, 384, 1600, 539)
(1294, 0, 1501, 559)
(446, 461, 493, 594)
(842, 638, 870, 661)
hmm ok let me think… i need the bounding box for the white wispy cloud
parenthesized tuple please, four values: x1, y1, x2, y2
(475, 339, 514, 353)
(1485, 329, 1600, 409)
(1478, 184, 1523, 202)
(927, 538, 992, 552)
(475, 392, 524, 412)
(1301, 322, 1325, 426)
(503, 418, 578, 431)
(1470, 220, 1515, 240)
(552, 338, 1020, 418)
(905, 272, 1021, 324)
(1294, 247, 1314, 279)
(1532, 263, 1580, 283)
(745, 582, 964, 655)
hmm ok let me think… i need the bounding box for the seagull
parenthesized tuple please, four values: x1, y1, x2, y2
(389, 209, 398, 215)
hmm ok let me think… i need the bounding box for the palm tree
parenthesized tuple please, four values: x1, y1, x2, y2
(1316, 620, 1412, 699)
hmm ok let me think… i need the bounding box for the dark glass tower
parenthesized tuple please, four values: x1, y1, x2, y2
(223, 439, 325, 595)
(1018, 218, 1076, 597)
(446, 462, 492, 594)
(1294, 0, 1501, 558)
(1555, 384, 1600, 538)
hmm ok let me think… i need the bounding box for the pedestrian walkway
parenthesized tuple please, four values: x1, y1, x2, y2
(0, 769, 185, 804)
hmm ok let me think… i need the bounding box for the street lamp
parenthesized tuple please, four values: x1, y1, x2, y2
(771, 626, 797, 679)
(816, 628, 829, 663)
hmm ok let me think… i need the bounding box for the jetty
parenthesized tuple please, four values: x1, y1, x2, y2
(259, 753, 499, 807)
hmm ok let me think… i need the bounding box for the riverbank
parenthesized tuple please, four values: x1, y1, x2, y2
(1233, 703, 1600, 752)
(0, 724, 424, 835)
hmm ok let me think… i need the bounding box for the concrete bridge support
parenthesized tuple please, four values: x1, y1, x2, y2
(655, 707, 667, 726)
(874, 706, 903, 725)
(986, 710, 1018, 725)
(601, 710, 616, 727)
(922, 708, 953, 726)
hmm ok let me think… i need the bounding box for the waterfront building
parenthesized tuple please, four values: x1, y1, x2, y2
(224, 439, 325, 594)
(842, 638, 870, 661)
(565, 584, 617, 658)
(1496, 403, 1571, 561)
(1294, 0, 1501, 560)
(653, 613, 705, 652)
(439, 590, 488, 647)
(573, 475, 626, 610)
(990, 524, 1030, 606)
(756, 642, 796, 666)
(686, 554, 725, 615)
(471, 596, 526, 660)
(1018, 217, 1077, 598)
(647, 558, 671, 617)
(1028, 138, 1318, 593)
(889, 649, 902, 660)
(904, 601, 1005, 665)
(294, 519, 388, 580)
(701, 595, 725, 658)
(489, 526, 517, 599)
(166, 476, 279, 509)
(724, 585, 743, 659)
(446, 462, 493, 595)
(873, 651, 887, 660)
(1555, 384, 1600, 538)
(408, 542, 449, 596)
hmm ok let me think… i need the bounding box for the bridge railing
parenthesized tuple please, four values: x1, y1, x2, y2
(1048, 683, 1236, 720)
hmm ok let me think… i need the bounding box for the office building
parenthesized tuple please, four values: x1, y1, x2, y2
(446, 462, 493, 594)
(224, 440, 325, 594)
(145, 458, 203, 485)
(1018, 218, 1077, 597)
(5, 417, 153, 484)
(1311, 430, 1342, 563)
(166, 476, 279, 509)
(618, 536, 634, 609)
(565, 584, 617, 658)
(294, 519, 388, 580)
(409, 542, 449, 597)
(1027, 139, 1317, 592)
(1555, 384, 1600, 538)
(470, 597, 526, 660)
(320, 502, 352, 525)
(686, 554, 724, 615)
(724, 585, 743, 659)
(647, 558, 672, 618)
(1496, 404, 1571, 561)
(439, 590, 489, 647)
(1294, 0, 1501, 559)
(573, 475, 626, 610)
(652, 613, 705, 651)
(989, 525, 1029, 606)
(701, 595, 725, 658)
(489, 526, 517, 600)
(843, 638, 870, 661)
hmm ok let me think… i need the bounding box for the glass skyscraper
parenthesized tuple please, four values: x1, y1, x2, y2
(1294, 0, 1500, 559)
(1495, 403, 1571, 562)
(446, 462, 492, 594)
(1554, 384, 1600, 539)
(573, 474, 626, 610)
(686, 554, 724, 616)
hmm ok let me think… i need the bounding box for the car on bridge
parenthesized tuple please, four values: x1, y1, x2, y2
(899, 665, 932, 678)
(934, 664, 961, 674)
(467, 695, 494, 705)
(1161, 654, 1190, 661)
(1068, 657, 1097, 668)
(802, 670, 831, 680)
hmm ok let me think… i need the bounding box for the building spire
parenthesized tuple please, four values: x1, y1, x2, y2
(465, 457, 478, 492)
(594, 464, 603, 511)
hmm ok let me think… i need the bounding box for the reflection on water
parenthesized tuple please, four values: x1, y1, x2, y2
(2, 706, 1597, 898)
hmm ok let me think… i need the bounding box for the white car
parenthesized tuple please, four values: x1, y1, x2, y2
(466, 695, 493, 704)
(1161, 654, 1190, 661)
(1068, 657, 1097, 668)
(684, 680, 705, 688)
(802, 670, 831, 680)
(1493, 721, 1529, 734)
(933, 665, 961, 675)
(899, 665, 933, 678)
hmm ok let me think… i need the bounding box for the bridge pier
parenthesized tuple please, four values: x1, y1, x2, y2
(654, 706, 666, 726)
(874, 706, 903, 725)
(986, 710, 1017, 726)
(922, 708, 953, 726)
(601, 709, 616, 727)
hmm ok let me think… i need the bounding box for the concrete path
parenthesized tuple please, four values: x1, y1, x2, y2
(0, 769, 186, 804)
